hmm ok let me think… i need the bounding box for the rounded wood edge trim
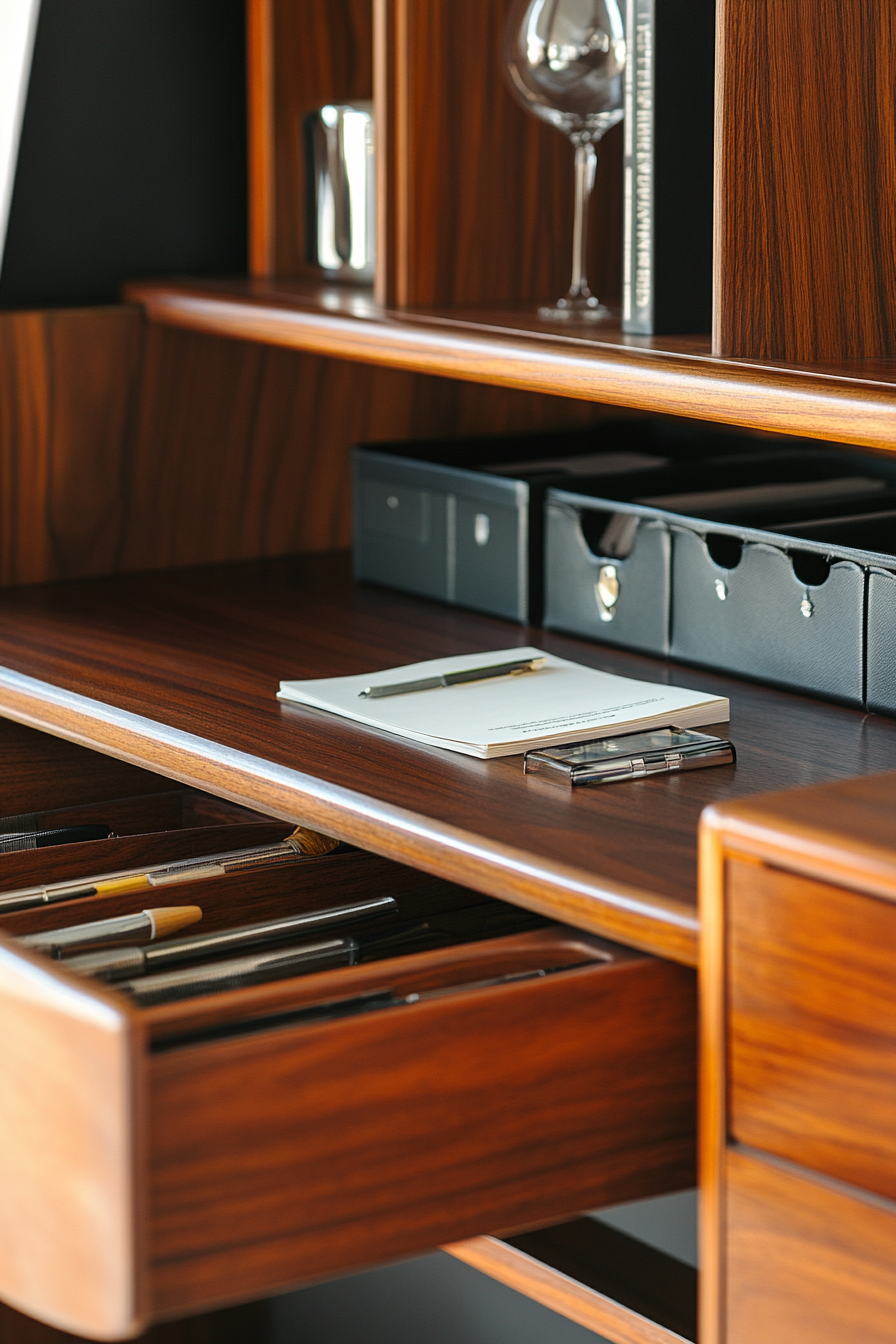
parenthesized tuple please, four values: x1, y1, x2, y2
(700, 801, 896, 905)
(0, 666, 697, 965)
(444, 1237, 688, 1344)
(122, 284, 896, 450)
(697, 811, 727, 1344)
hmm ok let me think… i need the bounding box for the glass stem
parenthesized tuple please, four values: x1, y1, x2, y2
(570, 140, 598, 298)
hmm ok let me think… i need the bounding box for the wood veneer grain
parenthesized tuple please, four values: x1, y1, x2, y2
(0, 305, 602, 585)
(725, 1147, 896, 1344)
(728, 860, 896, 1201)
(0, 308, 144, 586)
(125, 278, 896, 450)
(715, 0, 896, 362)
(0, 717, 179, 816)
(147, 951, 695, 1317)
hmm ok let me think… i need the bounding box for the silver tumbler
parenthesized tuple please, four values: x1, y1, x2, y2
(304, 101, 375, 283)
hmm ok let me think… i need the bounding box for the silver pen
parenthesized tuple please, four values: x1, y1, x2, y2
(359, 656, 546, 699)
(64, 895, 397, 981)
(120, 936, 359, 1006)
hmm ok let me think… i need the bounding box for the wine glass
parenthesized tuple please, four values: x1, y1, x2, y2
(503, 0, 626, 322)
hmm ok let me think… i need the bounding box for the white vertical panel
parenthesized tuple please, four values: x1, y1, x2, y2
(0, 0, 41, 267)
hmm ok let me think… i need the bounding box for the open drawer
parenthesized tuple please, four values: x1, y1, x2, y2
(0, 721, 697, 1340)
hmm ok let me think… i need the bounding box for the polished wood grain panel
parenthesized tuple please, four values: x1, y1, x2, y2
(121, 319, 601, 573)
(147, 948, 695, 1317)
(0, 308, 144, 586)
(726, 1146, 896, 1344)
(125, 279, 896, 450)
(448, 1219, 696, 1344)
(373, 0, 622, 308)
(715, 0, 896, 361)
(0, 717, 179, 816)
(0, 944, 142, 1339)
(2, 555, 896, 963)
(728, 860, 896, 1200)
(0, 304, 602, 584)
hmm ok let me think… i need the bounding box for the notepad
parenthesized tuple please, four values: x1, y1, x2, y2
(277, 648, 729, 759)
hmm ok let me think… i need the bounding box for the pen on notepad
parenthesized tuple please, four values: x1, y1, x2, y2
(0, 826, 340, 914)
(19, 905, 203, 957)
(359, 656, 546, 699)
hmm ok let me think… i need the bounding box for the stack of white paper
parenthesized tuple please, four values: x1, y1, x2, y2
(278, 647, 729, 760)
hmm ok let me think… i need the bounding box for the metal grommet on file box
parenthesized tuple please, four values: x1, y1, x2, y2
(595, 564, 619, 622)
(714, 578, 728, 601)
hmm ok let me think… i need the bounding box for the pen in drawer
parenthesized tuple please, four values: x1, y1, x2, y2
(63, 895, 397, 980)
(19, 904, 203, 956)
(119, 936, 360, 1005)
(0, 825, 340, 913)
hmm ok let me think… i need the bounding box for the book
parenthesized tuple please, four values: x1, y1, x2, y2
(278, 647, 729, 760)
(622, 0, 716, 335)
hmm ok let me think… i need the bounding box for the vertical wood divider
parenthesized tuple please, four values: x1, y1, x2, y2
(374, 0, 409, 307)
(698, 809, 728, 1344)
(247, 0, 275, 277)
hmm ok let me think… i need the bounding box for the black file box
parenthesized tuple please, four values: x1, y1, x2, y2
(352, 424, 674, 623)
(544, 447, 896, 711)
(544, 493, 672, 655)
(777, 511, 896, 715)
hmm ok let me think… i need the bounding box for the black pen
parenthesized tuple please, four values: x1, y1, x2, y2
(358, 656, 546, 699)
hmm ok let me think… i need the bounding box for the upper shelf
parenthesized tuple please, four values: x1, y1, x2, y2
(124, 278, 896, 451)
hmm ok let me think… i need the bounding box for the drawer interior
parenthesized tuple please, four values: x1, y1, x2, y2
(0, 722, 697, 1338)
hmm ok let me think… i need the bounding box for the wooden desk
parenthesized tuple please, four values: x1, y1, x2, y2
(0, 555, 895, 1342)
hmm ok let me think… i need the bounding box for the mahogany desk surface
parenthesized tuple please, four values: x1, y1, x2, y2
(0, 552, 894, 965)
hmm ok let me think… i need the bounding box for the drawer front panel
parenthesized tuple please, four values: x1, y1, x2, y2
(0, 945, 140, 1341)
(726, 1147, 896, 1344)
(728, 858, 896, 1199)
(148, 955, 696, 1317)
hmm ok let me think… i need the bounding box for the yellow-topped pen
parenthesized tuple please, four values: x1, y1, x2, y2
(0, 826, 339, 914)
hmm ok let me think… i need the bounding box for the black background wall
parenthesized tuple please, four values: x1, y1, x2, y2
(0, 0, 246, 308)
